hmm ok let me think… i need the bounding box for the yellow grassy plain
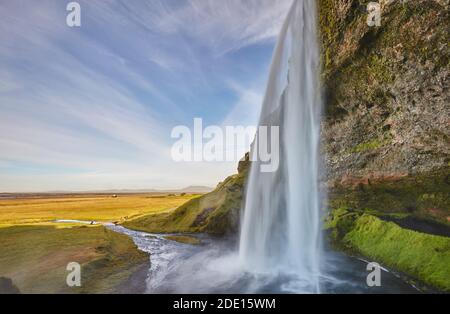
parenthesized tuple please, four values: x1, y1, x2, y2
(0, 194, 198, 226)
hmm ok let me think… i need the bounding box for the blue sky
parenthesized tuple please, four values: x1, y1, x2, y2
(0, 0, 292, 192)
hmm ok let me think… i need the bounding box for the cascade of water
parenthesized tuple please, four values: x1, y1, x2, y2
(239, 0, 323, 292)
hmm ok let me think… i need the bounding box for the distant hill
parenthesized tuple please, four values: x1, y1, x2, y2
(86, 186, 213, 194)
(0, 186, 214, 197)
(175, 186, 213, 193)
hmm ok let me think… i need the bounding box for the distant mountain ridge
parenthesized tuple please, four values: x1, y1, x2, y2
(86, 185, 213, 194)
(0, 186, 213, 196)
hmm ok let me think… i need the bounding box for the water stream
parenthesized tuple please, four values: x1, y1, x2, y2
(107, 225, 417, 294)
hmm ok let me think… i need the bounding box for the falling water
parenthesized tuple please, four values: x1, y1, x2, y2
(239, 0, 323, 292)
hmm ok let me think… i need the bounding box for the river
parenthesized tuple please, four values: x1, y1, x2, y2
(107, 225, 418, 294)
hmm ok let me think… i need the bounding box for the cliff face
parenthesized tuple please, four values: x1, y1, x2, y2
(319, 0, 450, 291)
(319, 0, 449, 182)
(319, 0, 450, 225)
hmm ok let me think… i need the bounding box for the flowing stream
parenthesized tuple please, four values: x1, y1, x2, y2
(107, 225, 417, 294)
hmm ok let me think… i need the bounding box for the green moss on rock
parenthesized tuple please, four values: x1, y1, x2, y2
(351, 139, 384, 153)
(326, 209, 450, 291)
(329, 169, 450, 226)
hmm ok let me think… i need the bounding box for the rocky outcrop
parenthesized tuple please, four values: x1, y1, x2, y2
(319, 0, 450, 225)
(319, 0, 449, 291)
(320, 0, 449, 182)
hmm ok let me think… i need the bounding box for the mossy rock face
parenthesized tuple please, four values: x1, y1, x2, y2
(319, 0, 449, 183)
(319, 0, 449, 236)
(325, 208, 450, 292)
(328, 169, 450, 226)
(320, 0, 450, 292)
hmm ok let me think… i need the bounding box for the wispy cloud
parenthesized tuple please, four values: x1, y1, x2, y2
(143, 0, 292, 55)
(0, 0, 290, 192)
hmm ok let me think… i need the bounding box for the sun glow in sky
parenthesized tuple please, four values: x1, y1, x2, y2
(0, 0, 292, 192)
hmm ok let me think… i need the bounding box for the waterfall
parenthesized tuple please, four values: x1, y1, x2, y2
(239, 0, 323, 292)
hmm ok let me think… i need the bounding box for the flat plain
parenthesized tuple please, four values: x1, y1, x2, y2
(0, 193, 198, 293)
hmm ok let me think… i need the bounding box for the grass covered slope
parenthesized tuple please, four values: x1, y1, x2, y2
(326, 208, 450, 291)
(124, 159, 249, 235)
(0, 225, 148, 294)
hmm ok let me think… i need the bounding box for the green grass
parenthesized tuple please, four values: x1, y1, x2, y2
(124, 170, 247, 235)
(0, 193, 201, 293)
(0, 193, 200, 293)
(0, 194, 198, 226)
(123, 196, 205, 234)
(0, 225, 148, 293)
(326, 209, 450, 291)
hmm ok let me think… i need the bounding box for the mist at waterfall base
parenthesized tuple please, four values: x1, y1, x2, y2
(110, 225, 416, 293)
(107, 0, 417, 293)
